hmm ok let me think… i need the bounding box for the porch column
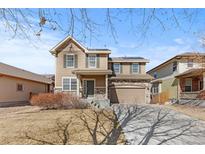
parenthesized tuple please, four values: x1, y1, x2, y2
(77, 75, 81, 97)
(203, 72, 205, 90)
(105, 75, 108, 99)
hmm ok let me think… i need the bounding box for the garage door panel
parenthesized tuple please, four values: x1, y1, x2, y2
(110, 87, 146, 104)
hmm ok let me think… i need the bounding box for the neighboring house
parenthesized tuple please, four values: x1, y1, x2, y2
(147, 52, 205, 103)
(50, 36, 153, 104)
(0, 62, 52, 104)
(42, 74, 55, 93)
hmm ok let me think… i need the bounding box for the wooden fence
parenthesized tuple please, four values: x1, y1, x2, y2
(151, 91, 169, 105)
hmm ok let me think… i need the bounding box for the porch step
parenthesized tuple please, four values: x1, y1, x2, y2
(85, 98, 110, 108)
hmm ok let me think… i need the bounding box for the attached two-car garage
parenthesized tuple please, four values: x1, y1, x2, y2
(109, 86, 146, 104)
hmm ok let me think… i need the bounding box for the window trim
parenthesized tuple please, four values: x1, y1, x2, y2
(65, 54, 75, 68)
(173, 61, 177, 72)
(16, 83, 24, 92)
(187, 59, 193, 68)
(154, 72, 157, 79)
(152, 83, 160, 94)
(113, 63, 121, 74)
(88, 54, 97, 68)
(132, 63, 139, 74)
(184, 78, 192, 92)
(62, 77, 77, 91)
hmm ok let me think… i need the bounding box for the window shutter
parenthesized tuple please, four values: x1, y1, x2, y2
(97, 54, 100, 68)
(130, 63, 132, 74)
(139, 64, 141, 73)
(75, 55, 78, 68)
(86, 54, 88, 68)
(120, 64, 122, 74)
(63, 54, 66, 68)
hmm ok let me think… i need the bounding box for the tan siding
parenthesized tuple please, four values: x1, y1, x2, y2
(81, 75, 105, 87)
(149, 60, 177, 78)
(140, 63, 146, 74)
(0, 76, 48, 103)
(110, 62, 146, 75)
(55, 42, 85, 87)
(99, 54, 108, 69)
(122, 63, 130, 74)
(55, 42, 109, 88)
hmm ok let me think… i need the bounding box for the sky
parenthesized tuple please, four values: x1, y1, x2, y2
(0, 8, 205, 74)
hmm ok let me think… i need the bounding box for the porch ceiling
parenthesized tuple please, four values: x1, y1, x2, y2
(175, 68, 205, 78)
(72, 69, 112, 75)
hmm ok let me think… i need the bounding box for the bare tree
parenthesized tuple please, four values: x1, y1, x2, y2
(0, 8, 201, 44)
(23, 105, 205, 145)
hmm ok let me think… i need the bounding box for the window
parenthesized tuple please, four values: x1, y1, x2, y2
(187, 59, 193, 67)
(154, 72, 157, 79)
(71, 78, 77, 91)
(66, 54, 75, 68)
(17, 84, 23, 91)
(62, 77, 77, 91)
(152, 83, 159, 94)
(88, 55, 97, 68)
(173, 61, 177, 72)
(184, 78, 192, 92)
(113, 63, 120, 74)
(199, 80, 203, 91)
(132, 63, 139, 73)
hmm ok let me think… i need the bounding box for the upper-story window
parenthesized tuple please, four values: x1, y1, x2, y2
(66, 54, 75, 68)
(132, 63, 139, 74)
(154, 72, 157, 79)
(187, 59, 193, 67)
(113, 63, 121, 74)
(173, 61, 177, 72)
(88, 54, 97, 68)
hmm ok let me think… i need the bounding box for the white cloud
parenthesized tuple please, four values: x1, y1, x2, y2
(174, 38, 184, 45)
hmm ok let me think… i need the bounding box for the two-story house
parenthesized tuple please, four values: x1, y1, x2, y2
(147, 52, 205, 103)
(50, 36, 153, 104)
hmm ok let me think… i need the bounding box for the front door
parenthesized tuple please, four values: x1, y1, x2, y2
(84, 80, 95, 97)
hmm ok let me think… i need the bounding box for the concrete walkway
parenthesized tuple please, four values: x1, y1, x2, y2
(113, 104, 205, 145)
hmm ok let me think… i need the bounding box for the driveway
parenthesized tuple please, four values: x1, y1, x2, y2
(113, 104, 205, 145)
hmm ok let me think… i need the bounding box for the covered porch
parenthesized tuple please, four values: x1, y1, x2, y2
(72, 69, 112, 99)
(175, 68, 205, 99)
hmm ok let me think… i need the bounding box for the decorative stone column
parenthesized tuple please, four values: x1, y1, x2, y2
(203, 72, 205, 90)
(105, 74, 108, 99)
(77, 75, 81, 97)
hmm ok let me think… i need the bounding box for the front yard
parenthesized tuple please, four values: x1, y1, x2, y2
(164, 104, 205, 121)
(0, 104, 205, 145)
(0, 106, 125, 144)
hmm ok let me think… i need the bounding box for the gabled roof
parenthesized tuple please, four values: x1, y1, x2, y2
(50, 36, 111, 55)
(0, 62, 52, 84)
(109, 57, 149, 63)
(50, 36, 88, 55)
(147, 52, 205, 74)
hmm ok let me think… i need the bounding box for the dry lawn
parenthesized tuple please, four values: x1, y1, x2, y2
(164, 104, 205, 121)
(0, 106, 125, 145)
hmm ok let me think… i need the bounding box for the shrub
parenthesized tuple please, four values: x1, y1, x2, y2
(197, 90, 205, 100)
(30, 93, 89, 110)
